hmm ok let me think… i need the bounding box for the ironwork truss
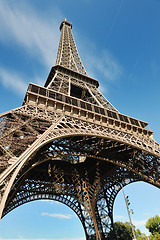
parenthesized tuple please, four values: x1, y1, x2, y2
(0, 19, 160, 240)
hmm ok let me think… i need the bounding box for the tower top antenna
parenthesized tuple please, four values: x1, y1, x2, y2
(60, 19, 72, 31)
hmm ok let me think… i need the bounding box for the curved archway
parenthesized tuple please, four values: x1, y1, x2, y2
(1, 135, 160, 239)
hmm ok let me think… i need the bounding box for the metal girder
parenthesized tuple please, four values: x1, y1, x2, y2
(0, 19, 160, 240)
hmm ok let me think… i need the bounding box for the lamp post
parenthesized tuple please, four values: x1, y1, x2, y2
(115, 180, 137, 240)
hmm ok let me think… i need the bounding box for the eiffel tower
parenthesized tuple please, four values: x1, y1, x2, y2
(0, 19, 160, 240)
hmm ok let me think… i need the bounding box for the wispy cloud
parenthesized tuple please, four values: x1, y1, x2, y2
(0, 0, 122, 98)
(40, 200, 62, 205)
(0, 67, 44, 96)
(79, 40, 122, 95)
(41, 212, 74, 219)
(0, 67, 28, 95)
(133, 219, 147, 227)
(77, 33, 122, 83)
(133, 219, 150, 236)
(86, 49, 122, 82)
(0, 1, 62, 67)
(114, 215, 126, 220)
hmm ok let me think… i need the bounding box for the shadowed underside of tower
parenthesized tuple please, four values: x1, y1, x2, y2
(0, 19, 160, 240)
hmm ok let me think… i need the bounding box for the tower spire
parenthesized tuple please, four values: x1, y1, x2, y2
(44, 19, 118, 111)
(55, 19, 87, 75)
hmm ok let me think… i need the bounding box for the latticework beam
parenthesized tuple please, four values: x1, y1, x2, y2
(0, 19, 160, 240)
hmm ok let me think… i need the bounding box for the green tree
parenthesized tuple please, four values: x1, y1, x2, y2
(149, 232, 160, 240)
(135, 228, 148, 240)
(113, 221, 133, 240)
(108, 221, 146, 240)
(146, 215, 160, 235)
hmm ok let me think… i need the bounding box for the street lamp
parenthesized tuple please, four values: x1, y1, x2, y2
(115, 180, 137, 240)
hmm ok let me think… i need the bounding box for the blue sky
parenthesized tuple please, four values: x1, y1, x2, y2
(0, 0, 160, 239)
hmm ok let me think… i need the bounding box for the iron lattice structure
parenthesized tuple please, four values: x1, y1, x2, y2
(0, 19, 160, 240)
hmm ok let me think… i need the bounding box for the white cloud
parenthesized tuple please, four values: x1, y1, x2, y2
(0, 0, 122, 98)
(114, 215, 126, 220)
(133, 219, 147, 227)
(0, 1, 62, 67)
(0, 67, 28, 95)
(132, 219, 150, 236)
(86, 49, 122, 82)
(98, 83, 109, 95)
(39, 200, 54, 204)
(78, 39, 122, 95)
(41, 212, 74, 219)
(0, 67, 45, 96)
(78, 34, 122, 83)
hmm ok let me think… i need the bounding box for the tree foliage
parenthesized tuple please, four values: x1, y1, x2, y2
(149, 232, 160, 240)
(146, 215, 160, 235)
(135, 228, 148, 240)
(114, 221, 133, 240)
(108, 221, 146, 240)
(108, 215, 160, 240)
